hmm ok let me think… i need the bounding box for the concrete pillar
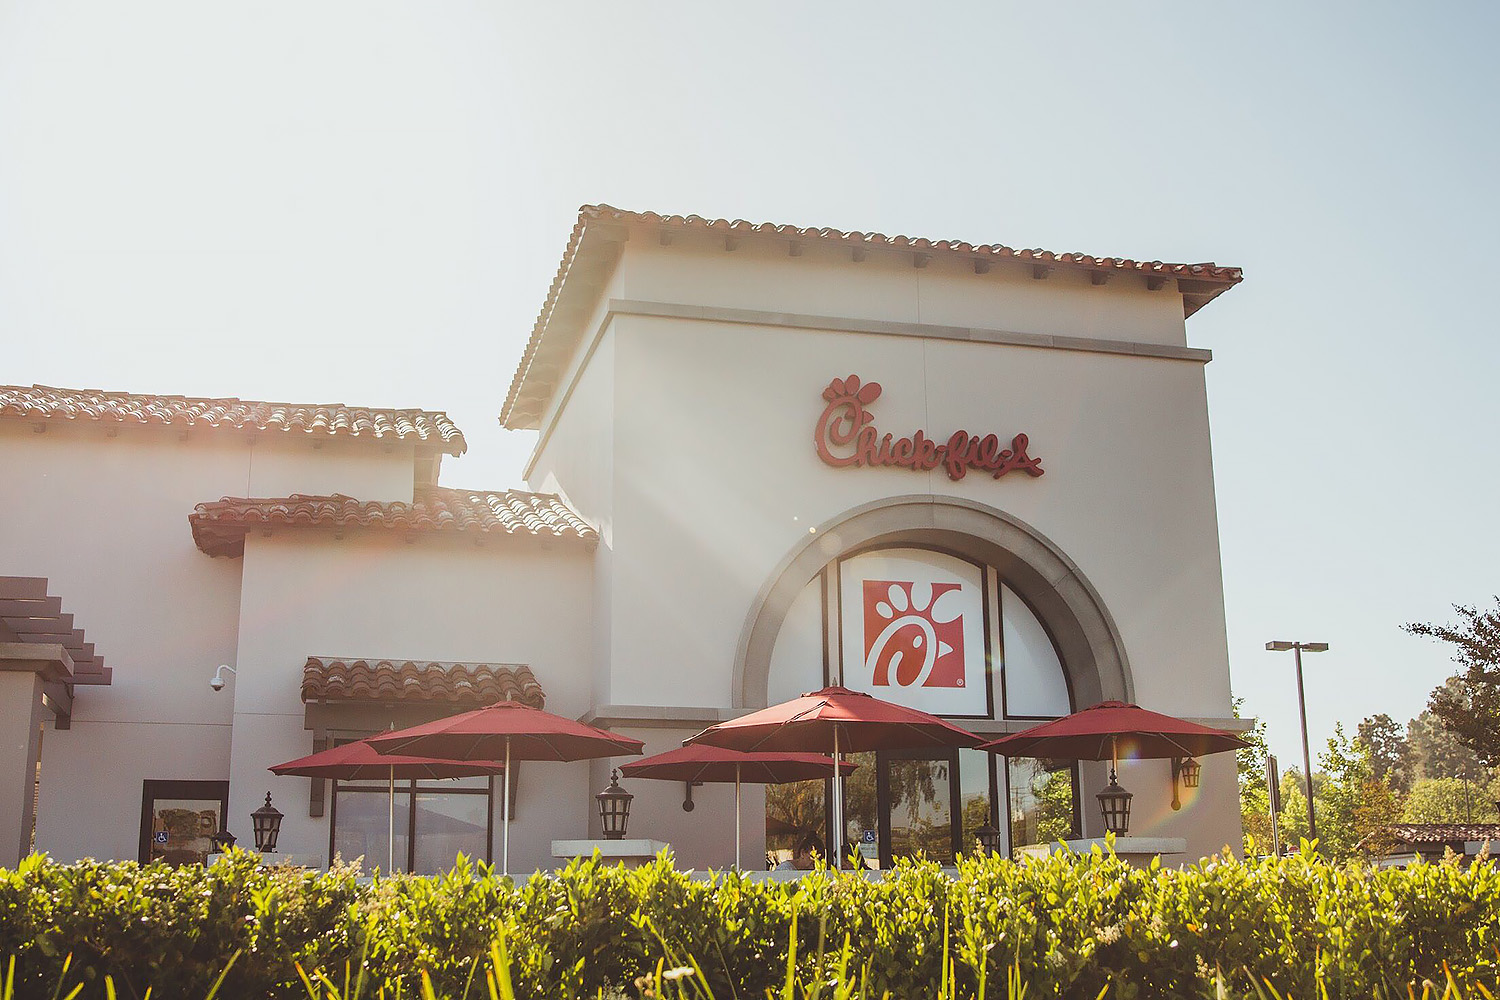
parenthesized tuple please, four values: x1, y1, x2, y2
(0, 671, 45, 866)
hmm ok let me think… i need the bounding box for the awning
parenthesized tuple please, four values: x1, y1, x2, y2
(301, 657, 544, 708)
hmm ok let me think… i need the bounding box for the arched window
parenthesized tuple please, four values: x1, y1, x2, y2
(765, 546, 1078, 867)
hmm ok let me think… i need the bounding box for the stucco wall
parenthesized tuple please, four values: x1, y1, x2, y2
(530, 235, 1240, 856)
(614, 236, 1190, 348)
(530, 324, 617, 709)
(0, 420, 423, 861)
(601, 313, 1230, 714)
(227, 530, 598, 874)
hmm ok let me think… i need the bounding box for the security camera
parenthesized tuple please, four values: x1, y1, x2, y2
(210, 664, 237, 691)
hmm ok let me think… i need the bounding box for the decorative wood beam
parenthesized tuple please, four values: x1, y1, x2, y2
(724, 236, 739, 252)
(1146, 276, 1168, 291)
(787, 241, 804, 257)
(658, 229, 674, 247)
(972, 259, 991, 275)
(1091, 272, 1110, 286)
(912, 252, 931, 269)
(851, 246, 867, 263)
(0, 598, 60, 618)
(0, 579, 49, 600)
(1031, 264, 1052, 280)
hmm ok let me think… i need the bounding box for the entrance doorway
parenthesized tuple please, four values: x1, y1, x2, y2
(838, 749, 996, 869)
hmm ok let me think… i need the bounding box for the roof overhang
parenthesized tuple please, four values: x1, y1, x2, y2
(499, 205, 1245, 429)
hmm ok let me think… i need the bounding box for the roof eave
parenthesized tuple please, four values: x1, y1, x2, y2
(499, 206, 1244, 429)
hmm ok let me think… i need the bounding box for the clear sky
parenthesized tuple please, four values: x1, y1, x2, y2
(3, 2, 1496, 767)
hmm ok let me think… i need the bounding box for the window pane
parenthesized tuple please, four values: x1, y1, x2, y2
(334, 789, 411, 873)
(888, 756, 953, 865)
(148, 798, 222, 866)
(412, 791, 489, 874)
(957, 749, 993, 856)
(842, 752, 880, 868)
(765, 779, 825, 867)
(1007, 758, 1076, 850)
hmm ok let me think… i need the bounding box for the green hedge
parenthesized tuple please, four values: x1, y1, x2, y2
(0, 844, 1497, 999)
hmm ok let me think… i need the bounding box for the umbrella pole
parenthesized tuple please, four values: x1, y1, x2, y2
(734, 763, 741, 872)
(503, 736, 511, 877)
(388, 765, 395, 874)
(832, 727, 842, 868)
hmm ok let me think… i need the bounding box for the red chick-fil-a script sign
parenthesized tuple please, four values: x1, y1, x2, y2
(814, 375, 1044, 481)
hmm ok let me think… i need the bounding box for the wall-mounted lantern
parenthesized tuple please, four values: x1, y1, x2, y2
(597, 769, 634, 840)
(251, 792, 283, 853)
(974, 822, 1003, 856)
(1170, 756, 1202, 810)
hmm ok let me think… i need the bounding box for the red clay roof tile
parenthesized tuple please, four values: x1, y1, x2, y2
(0, 384, 465, 455)
(189, 486, 596, 556)
(499, 204, 1245, 427)
(1388, 823, 1500, 845)
(302, 657, 545, 707)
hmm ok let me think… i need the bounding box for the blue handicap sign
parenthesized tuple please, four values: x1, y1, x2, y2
(861, 829, 876, 844)
(153, 831, 169, 845)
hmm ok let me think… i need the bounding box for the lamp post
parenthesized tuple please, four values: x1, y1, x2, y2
(1265, 641, 1328, 845)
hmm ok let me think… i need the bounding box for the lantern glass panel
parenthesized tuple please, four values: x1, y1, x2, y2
(596, 770, 634, 841)
(251, 793, 283, 853)
(1180, 758, 1202, 788)
(1096, 780, 1133, 836)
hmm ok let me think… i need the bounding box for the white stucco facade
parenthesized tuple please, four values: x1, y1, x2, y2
(1, 206, 1247, 872)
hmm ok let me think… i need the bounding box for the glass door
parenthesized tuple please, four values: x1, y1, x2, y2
(876, 750, 960, 868)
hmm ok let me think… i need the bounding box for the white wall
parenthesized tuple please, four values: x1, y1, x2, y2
(530, 237, 1240, 857)
(227, 530, 597, 874)
(0, 419, 425, 861)
(614, 235, 1191, 347)
(530, 324, 617, 708)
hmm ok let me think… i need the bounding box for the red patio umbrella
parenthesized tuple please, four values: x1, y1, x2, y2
(978, 701, 1248, 763)
(270, 739, 507, 873)
(980, 701, 1248, 835)
(619, 745, 856, 869)
(368, 701, 644, 875)
(685, 685, 981, 865)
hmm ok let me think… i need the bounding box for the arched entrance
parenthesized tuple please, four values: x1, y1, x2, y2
(733, 495, 1133, 712)
(735, 495, 1135, 865)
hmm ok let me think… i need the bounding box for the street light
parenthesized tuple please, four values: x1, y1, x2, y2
(1266, 640, 1329, 844)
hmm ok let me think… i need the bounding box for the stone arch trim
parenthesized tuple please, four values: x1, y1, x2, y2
(733, 494, 1133, 710)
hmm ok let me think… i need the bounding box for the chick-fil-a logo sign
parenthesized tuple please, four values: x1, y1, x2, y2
(814, 375, 1044, 481)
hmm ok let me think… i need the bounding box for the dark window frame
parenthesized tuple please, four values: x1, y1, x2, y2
(803, 545, 1085, 863)
(138, 779, 229, 865)
(328, 775, 496, 872)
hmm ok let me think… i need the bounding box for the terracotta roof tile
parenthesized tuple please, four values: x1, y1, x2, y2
(190, 485, 597, 556)
(499, 204, 1245, 427)
(302, 657, 545, 707)
(0, 384, 465, 455)
(1389, 823, 1500, 845)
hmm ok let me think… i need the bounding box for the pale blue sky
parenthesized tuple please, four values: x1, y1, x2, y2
(3, 2, 1496, 765)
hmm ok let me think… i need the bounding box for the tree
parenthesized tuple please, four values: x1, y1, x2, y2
(1405, 601, 1500, 768)
(1407, 694, 1487, 783)
(1400, 777, 1500, 824)
(1356, 713, 1413, 793)
(1234, 699, 1276, 848)
(1314, 725, 1402, 860)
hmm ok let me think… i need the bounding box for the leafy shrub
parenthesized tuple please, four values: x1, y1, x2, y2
(0, 843, 1496, 999)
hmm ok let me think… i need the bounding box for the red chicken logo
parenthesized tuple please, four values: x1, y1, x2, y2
(862, 580, 967, 688)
